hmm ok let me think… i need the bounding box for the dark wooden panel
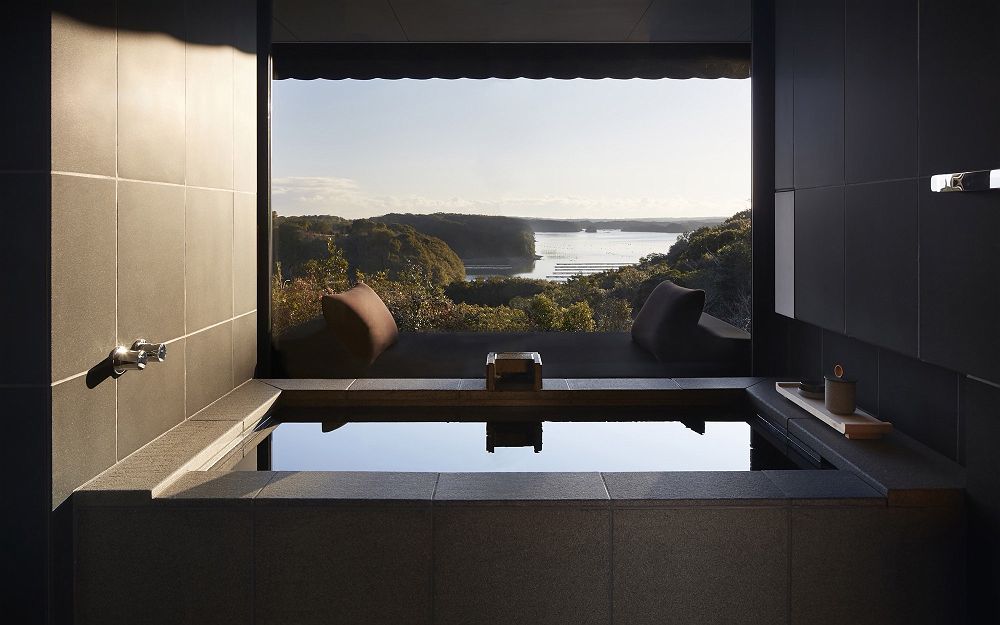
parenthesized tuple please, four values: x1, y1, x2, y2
(794, 186, 845, 333)
(919, 0, 1000, 176)
(774, 0, 795, 190)
(845, 0, 917, 183)
(919, 186, 1000, 383)
(845, 180, 918, 356)
(792, 0, 844, 189)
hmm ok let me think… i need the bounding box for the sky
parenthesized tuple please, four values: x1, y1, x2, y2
(272, 77, 750, 220)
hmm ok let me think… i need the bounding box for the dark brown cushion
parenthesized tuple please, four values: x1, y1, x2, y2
(630, 281, 705, 361)
(321, 283, 399, 364)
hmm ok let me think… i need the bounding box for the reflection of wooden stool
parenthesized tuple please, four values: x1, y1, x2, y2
(486, 352, 542, 391)
(487, 421, 543, 453)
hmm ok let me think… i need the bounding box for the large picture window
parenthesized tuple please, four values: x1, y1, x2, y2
(270, 77, 750, 378)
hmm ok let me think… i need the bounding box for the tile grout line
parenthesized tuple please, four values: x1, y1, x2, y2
(49, 310, 256, 388)
(114, 0, 120, 464)
(51, 170, 249, 195)
(430, 472, 440, 625)
(626, 0, 656, 41)
(601, 472, 614, 625)
(786, 503, 792, 625)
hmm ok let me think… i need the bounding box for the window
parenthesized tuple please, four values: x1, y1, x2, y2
(270, 77, 750, 377)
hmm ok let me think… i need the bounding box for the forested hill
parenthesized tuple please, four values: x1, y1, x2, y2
(374, 213, 535, 261)
(526, 217, 724, 233)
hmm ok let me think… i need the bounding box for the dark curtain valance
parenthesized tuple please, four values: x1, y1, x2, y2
(272, 42, 750, 80)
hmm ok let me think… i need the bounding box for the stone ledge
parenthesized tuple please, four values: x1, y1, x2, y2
(75, 380, 281, 506)
(747, 378, 965, 504)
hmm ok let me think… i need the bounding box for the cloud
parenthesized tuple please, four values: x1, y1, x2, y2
(271, 176, 743, 219)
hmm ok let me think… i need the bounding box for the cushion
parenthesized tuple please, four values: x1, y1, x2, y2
(321, 283, 399, 364)
(630, 281, 706, 361)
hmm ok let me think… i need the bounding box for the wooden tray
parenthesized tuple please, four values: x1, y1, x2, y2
(775, 382, 893, 440)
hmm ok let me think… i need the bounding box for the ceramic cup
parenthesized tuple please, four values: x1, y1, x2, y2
(824, 375, 857, 415)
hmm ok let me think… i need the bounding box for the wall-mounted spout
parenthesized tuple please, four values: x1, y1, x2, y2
(110, 339, 167, 375)
(111, 346, 147, 375)
(133, 339, 167, 363)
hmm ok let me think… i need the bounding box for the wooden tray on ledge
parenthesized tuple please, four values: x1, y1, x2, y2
(775, 382, 892, 440)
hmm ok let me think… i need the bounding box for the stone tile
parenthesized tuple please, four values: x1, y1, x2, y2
(821, 330, 878, 411)
(158, 470, 275, 502)
(51, 374, 116, 508)
(233, 312, 257, 384)
(2, 4, 49, 171)
(233, 10, 257, 193)
(395, 0, 648, 41)
(189, 379, 280, 429)
(348, 378, 465, 391)
(962, 377, 1000, 620)
(117, 0, 185, 183)
(51, 174, 117, 381)
(565, 378, 681, 390)
(117, 338, 186, 459)
(51, 2, 116, 175)
(275, 0, 406, 41)
(435, 506, 610, 625)
(185, 188, 234, 331)
(542, 378, 570, 391)
(747, 379, 799, 430)
(786, 417, 965, 496)
(878, 349, 960, 461)
(256, 471, 437, 503)
(78, 419, 244, 503)
(255, 505, 432, 625)
(233, 193, 257, 314)
(763, 469, 883, 504)
(629, 0, 750, 41)
(435, 472, 609, 503)
(117, 180, 185, 343)
(459, 378, 486, 391)
(76, 506, 252, 625)
(185, 322, 234, 417)
(786, 317, 823, 381)
(603, 471, 785, 505)
(0, 386, 49, 623)
(0, 174, 49, 384)
(261, 378, 354, 391)
(613, 506, 788, 625)
(673, 377, 763, 389)
(790, 505, 964, 625)
(184, 0, 234, 190)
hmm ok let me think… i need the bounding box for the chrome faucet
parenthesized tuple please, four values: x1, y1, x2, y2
(133, 339, 167, 363)
(110, 339, 167, 375)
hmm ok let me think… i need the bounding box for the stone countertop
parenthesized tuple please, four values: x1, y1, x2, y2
(748, 379, 966, 504)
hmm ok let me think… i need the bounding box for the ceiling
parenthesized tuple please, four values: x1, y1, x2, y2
(272, 0, 751, 43)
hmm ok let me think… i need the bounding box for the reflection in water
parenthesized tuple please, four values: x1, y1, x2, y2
(270, 420, 756, 472)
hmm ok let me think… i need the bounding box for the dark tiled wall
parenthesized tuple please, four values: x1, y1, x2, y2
(49, 0, 258, 508)
(769, 0, 1000, 619)
(2, 5, 52, 624)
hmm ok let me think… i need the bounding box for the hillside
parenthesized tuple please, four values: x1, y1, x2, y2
(272, 215, 464, 284)
(374, 213, 536, 262)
